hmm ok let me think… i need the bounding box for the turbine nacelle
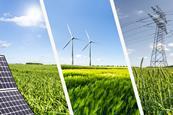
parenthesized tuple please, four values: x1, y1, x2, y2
(82, 31, 95, 51)
(89, 41, 95, 44)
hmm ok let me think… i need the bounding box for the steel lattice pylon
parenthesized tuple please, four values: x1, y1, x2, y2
(149, 6, 168, 67)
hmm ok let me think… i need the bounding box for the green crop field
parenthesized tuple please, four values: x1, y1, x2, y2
(133, 62, 173, 114)
(9, 64, 139, 115)
(9, 64, 69, 115)
(63, 65, 139, 115)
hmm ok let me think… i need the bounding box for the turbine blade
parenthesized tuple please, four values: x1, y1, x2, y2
(67, 24, 73, 38)
(82, 43, 90, 51)
(63, 39, 72, 49)
(85, 30, 90, 42)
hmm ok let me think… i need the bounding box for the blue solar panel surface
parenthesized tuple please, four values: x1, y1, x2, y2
(0, 55, 33, 115)
(0, 56, 16, 89)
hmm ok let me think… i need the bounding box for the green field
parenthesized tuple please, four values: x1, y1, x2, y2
(10, 64, 139, 115)
(63, 65, 139, 115)
(133, 65, 173, 114)
(10, 64, 69, 115)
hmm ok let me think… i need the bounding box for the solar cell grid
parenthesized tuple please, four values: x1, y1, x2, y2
(0, 55, 33, 114)
(0, 56, 17, 89)
(0, 90, 33, 115)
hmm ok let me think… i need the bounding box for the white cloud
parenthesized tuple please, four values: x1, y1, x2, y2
(165, 46, 169, 51)
(0, 7, 45, 28)
(168, 43, 173, 47)
(0, 41, 11, 48)
(158, 43, 169, 51)
(0, 16, 45, 28)
(150, 43, 169, 51)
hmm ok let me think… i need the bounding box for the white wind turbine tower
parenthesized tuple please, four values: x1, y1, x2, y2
(63, 24, 78, 65)
(82, 30, 95, 66)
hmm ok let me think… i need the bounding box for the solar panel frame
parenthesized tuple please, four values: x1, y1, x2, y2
(0, 55, 33, 115)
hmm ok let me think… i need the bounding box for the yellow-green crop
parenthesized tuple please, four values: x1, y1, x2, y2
(63, 66, 139, 115)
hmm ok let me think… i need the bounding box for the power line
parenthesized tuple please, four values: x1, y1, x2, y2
(123, 22, 155, 33)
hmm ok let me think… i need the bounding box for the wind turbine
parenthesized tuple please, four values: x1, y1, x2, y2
(63, 24, 78, 65)
(82, 30, 95, 66)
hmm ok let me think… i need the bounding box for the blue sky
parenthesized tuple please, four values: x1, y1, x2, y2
(44, 0, 125, 65)
(0, 0, 54, 64)
(115, 0, 173, 66)
(0, 0, 126, 65)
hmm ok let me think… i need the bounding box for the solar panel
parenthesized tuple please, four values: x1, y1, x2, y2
(0, 90, 33, 115)
(0, 55, 33, 115)
(0, 56, 17, 89)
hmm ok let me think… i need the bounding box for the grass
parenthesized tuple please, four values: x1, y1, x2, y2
(9, 64, 69, 115)
(63, 66, 139, 115)
(133, 59, 173, 114)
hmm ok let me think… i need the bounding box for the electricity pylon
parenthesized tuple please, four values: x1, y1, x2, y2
(149, 6, 168, 67)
